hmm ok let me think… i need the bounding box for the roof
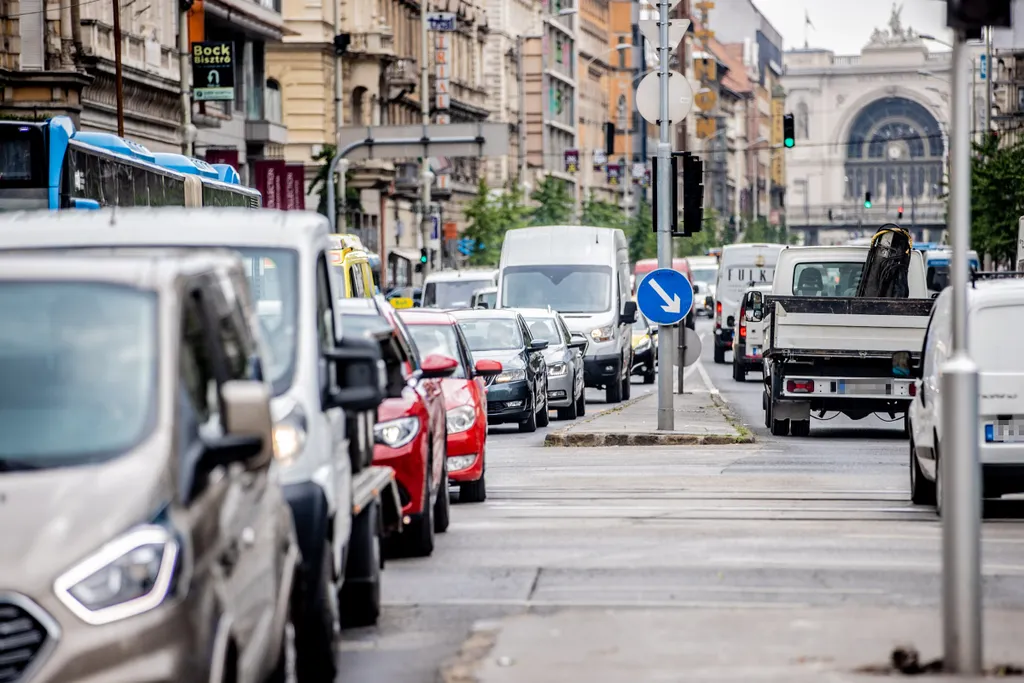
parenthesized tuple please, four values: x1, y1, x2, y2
(717, 43, 753, 96)
(0, 208, 331, 250)
(450, 308, 519, 319)
(396, 309, 457, 325)
(335, 298, 380, 314)
(514, 307, 557, 318)
(424, 269, 497, 282)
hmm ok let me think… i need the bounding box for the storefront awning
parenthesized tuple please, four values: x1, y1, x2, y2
(388, 247, 421, 263)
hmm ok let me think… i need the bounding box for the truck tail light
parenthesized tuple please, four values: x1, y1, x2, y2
(715, 301, 722, 328)
(739, 323, 746, 339)
(909, 382, 917, 397)
(787, 379, 814, 393)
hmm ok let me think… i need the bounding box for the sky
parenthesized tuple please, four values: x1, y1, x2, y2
(740, 0, 954, 55)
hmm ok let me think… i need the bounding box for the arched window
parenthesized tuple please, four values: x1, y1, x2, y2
(796, 101, 809, 140)
(265, 79, 282, 123)
(352, 86, 368, 126)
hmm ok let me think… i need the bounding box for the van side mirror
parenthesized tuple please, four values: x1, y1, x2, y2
(744, 291, 765, 322)
(892, 350, 912, 378)
(621, 300, 638, 324)
(692, 283, 699, 293)
(323, 335, 387, 411)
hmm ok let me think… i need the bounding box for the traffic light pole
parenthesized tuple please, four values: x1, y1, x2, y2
(655, 0, 674, 431)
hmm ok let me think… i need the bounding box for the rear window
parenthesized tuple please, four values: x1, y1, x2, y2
(792, 262, 865, 297)
(972, 305, 1021, 373)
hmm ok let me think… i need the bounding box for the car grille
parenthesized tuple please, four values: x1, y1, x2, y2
(0, 598, 53, 683)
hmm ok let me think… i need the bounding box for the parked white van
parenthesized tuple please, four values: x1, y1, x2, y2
(713, 243, 785, 364)
(497, 226, 637, 403)
(908, 276, 1024, 512)
(422, 268, 498, 309)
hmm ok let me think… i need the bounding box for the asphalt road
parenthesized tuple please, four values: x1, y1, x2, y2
(337, 319, 1024, 682)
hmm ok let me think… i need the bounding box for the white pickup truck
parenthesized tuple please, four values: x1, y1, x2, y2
(749, 246, 933, 437)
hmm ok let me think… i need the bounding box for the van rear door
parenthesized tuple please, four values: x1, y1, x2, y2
(973, 303, 1024, 448)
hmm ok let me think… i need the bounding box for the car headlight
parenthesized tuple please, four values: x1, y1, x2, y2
(494, 368, 526, 383)
(547, 361, 568, 377)
(634, 336, 651, 352)
(374, 416, 420, 448)
(591, 326, 614, 342)
(54, 525, 179, 626)
(272, 407, 307, 464)
(446, 405, 476, 434)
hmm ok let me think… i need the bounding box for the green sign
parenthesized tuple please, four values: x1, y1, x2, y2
(192, 41, 235, 102)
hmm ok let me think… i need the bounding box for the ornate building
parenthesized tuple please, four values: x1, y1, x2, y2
(781, 6, 973, 245)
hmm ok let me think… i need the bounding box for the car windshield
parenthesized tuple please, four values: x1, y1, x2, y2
(339, 312, 391, 339)
(501, 265, 612, 313)
(239, 248, 299, 396)
(474, 290, 497, 308)
(690, 267, 718, 284)
(792, 262, 865, 297)
(457, 316, 524, 352)
(0, 281, 157, 466)
(525, 317, 562, 345)
(423, 278, 492, 308)
(406, 324, 466, 378)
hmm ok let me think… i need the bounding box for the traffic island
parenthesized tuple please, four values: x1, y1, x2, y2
(543, 390, 753, 447)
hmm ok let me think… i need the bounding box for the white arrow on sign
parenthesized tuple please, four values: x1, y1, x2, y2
(648, 278, 682, 314)
(208, 70, 219, 86)
(638, 19, 689, 51)
(635, 70, 693, 126)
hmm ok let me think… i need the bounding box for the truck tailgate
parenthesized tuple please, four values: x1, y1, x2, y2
(767, 297, 934, 356)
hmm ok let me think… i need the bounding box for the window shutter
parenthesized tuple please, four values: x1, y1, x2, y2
(19, 0, 45, 70)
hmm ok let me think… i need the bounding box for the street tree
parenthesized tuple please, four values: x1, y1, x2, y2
(307, 145, 359, 217)
(529, 176, 575, 225)
(971, 134, 1024, 264)
(462, 181, 530, 266)
(581, 198, 626, 230)
(627, 198, 656, 264)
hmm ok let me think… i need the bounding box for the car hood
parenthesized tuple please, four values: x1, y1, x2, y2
(441, 378, 475, 408)
(0, 433, 173, 591)
(471, 349, 524, 370)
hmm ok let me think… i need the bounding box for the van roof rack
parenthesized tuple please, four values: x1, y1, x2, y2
(970, 270, 1024, 287)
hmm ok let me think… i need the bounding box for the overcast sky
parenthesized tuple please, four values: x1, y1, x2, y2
(744, 0, 954, 54)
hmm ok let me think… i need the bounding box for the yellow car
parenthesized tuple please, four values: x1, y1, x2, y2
(631, 311, 658, 385)
(329, 234, 375, 298)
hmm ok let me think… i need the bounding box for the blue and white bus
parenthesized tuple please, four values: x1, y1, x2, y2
(0, 116, 260, 211)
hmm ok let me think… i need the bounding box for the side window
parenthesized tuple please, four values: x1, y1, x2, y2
(558, 316, 572, 345)
(455, 324, 474, 368)
(392, 315, 420, 370)
(315, 254, 335, 353)
(213, 271, 257, 381)
(518, 316, 532, 344)
(348, 263, 365, 297)
(180, 288, 220, 431)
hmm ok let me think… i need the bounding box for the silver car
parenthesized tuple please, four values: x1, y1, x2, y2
(519, 308, 589, 420)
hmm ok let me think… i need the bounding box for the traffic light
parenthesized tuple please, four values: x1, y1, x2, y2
(681, 152, 704, 236)
(864, 192, 872, 209)
(946, 0, 1011, 31)
(897, 205, 904, 219)
(334, 33, 351, 56)
(828, 209, 834, 222)
(783, 114, 795, 148)
(604, 122, 615, 157)
(419, 248, 428, 264)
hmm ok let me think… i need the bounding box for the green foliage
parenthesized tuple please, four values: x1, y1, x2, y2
(675, 208, 721, 257)
(627, 198, 656, 263)
(971, 134, 1024, 263)
(308, 144, 360, 218)
(462, 181, 529, 266)
(742, 216, 795, 245)
(529, 176, 575, 225)
(581, 198, 626, 230)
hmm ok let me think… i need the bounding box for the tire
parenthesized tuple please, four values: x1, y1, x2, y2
(732, 361, 745, 382)
(434, 454, 450, 534)
(576, 389, 586, 416)
(791, 420, 810, 437)
(460, 471, 487, 502)
(605, 376, 623, 403)
(536, 389, 550, 427)
(293, 543, 338, 683)
(518, 400, 538, 432)
(770, 416, 790, 437)
(902, 413, 911, 438)
(557, 391, 578, 420)
(402, 463, 435, 556)
(339, 502, 382, 629)
(909, 434, 937, 506)
(714, 343, 726, 364)
(934, 438, 944, 517)
(643, 365, 655, 384)
(621, 373, 631, 400)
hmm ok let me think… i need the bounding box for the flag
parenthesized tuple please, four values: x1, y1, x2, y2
(805, 10, 814, 28)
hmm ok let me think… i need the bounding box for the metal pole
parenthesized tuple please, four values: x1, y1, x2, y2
(517, 35, 527, 189)
(984, 26, 992, 139)
(655, 0, 673, 431)
(178, 7, 193, 156)
(941, 28, 982, 675)
(334, 0, 346, 232)
(623, 106, 632, 219)
(971, 55, 977, 143)
(420, 2, 433, 278)
(676, 324, 685, 394)
(112, 0, 125, 137)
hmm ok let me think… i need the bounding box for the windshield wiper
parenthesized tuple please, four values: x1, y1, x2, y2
(0, 458, 42, 472)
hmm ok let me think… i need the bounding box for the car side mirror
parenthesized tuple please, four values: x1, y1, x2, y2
(621, 300, 638, 325)
(692, 283, 699, 293)
(421, 354, 459, 378)
(568, 332, 589, 355)
(220, 379, 274, 469)
(892, 350, 912, 378)
(474, 359, 503, 377)
(323, 335, 387, 411)
(529, 339, 549, 351)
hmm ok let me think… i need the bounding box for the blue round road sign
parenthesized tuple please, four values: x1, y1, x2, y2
(636, 268, 693, 325)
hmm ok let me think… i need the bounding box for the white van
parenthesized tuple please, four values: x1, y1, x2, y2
(713, 243, 785, 364)
(686, 255, 720, 317)
(908, 277, 1024, 511)
(497, 225, 637, 403)
(422, 268, 498, 309)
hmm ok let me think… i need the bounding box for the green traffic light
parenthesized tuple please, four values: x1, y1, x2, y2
(420, 256, 427, 263)
(784, 138, 794, 148)
(864, 201, 872, 208)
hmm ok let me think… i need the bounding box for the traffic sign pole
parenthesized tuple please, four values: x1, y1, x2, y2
(656, 0, 674, 430)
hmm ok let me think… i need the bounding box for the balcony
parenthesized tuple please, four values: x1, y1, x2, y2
(387, 59, 418, 88)
(245, 119, 288, 144)
(79, 19, 178, 84)
(349, 28, 396, 59)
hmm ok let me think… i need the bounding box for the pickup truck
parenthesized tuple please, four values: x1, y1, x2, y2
(749, 246, 933, 437)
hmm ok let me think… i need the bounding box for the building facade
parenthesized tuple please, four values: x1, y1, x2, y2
(782, 10, 959, 245)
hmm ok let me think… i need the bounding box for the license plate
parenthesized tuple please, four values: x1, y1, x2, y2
(986, 420, 1024, 443)
(837, 380, 891, 395)
(749, 346, 760, 357)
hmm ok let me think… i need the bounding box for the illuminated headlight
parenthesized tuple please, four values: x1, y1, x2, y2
(54, 525, 179, 626)
(591, 326, 614, 342)
(272, 408, 307, 464)
(547, 361, 568, 377)
(494, 368, 526, 384)
(634, 336, 651, 353)
(446, 405, 476, 434)
(374, 416, 420, 448)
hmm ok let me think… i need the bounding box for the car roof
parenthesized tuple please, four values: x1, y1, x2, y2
(514, 307, 557, 318)
(397, 309, 456, 325)
(450, 308, 519, 319)
(424, 269, 497, 282)
(335, 298, 380, 313)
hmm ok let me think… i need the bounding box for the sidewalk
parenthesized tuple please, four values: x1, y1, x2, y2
(543, 372, 752, 447)
(440, 607, 1024, 682)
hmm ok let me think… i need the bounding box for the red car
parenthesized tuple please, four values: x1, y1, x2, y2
(336, 297, 456, 557)
(399, 309, 503, 502)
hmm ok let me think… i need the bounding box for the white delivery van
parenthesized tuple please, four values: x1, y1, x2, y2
(686, 255, 720, 317)
(908, 275, 1024, 512)
(422, 268, 498, 309)
(497, 225, 637, 403)
(713, 243, 785, 364)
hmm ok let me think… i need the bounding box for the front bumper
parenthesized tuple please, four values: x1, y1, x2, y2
(486, 380, 532, 424)
(631, 346, 655, 374)
(545, 370, 574, 407)
(584, 353, 622, 388)
(447, 422, 485, 483)
(374, 431, 428, 515)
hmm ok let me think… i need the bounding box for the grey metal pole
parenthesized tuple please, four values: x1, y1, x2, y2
(676, 324, 685, 394)
(517, 35, 527, 188)
(655, 0, 673, 430)
(334, 0, 346, 232)
(420, 3, 433, 277)
(178, 7, 193, 156)
(984, 26, 992, 138)
(623, 108, 632, 220)
(941, 28, 982, 675)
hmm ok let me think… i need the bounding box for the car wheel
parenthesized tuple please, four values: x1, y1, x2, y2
(934, 436, 944, 517)
(536, 387, 550, 427)
(732, 360, 745, 382)
(293, 543, 338, 683)
(267, 600, 296, 683)
(576, 388, 587, 416)
(714, 344, 726, 364)
(605, 376, 623, 403)
(460, 458, 487, 503)
(401, 460, 435, 556)
(909, 433, 937, 506)
(434, 453, 451, 533)
(339, 501, 382, 629)
(643, 364, 655, 384)
(557, 387, 578, 420)
(621, 371, 631, 400)
(519, 399, 538, 432)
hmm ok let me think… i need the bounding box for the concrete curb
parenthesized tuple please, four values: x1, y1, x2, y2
(438, 621, 501, 683)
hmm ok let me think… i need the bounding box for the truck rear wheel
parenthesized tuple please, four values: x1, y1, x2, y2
(770, 417, 790, 436)
(732, 361, 745, 382)
(790, 420, 810, 437)
(294, 543, 339, 682)
(339, 502, 382, 629)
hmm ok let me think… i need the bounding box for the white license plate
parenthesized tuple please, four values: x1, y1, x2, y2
(749, 346, 761, 357)
(837, 380, 890, 395)
(987, 420, 1024, 443)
